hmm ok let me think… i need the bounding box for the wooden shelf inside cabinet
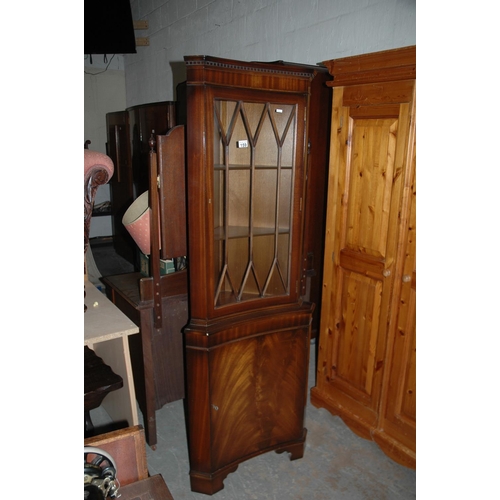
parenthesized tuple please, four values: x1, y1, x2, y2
(213, 164, 293, 170)
(214, 225, 290, 240)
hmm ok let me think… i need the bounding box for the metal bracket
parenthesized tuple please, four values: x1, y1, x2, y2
(134, 20, 149, 46)
(133, 20, 149, 30)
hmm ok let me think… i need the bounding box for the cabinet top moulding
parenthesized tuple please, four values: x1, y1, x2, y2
(184, 55, 318, 93)
(324, 45, 416, 87)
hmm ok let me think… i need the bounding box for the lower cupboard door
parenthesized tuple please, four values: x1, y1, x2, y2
(209, 327, 309, 470)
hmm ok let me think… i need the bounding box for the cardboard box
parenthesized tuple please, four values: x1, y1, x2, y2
(139, 253, 176, 277)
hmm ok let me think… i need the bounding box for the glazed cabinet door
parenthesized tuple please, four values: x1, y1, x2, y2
(212, 92, 303, 307)
(312, 79, 416, 438)
(193, 86, 308, 319)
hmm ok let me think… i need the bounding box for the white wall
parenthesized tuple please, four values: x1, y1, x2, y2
(84, 56, 127, 237)
(83, 0, 415, 236)
(124, 0, 416, 107)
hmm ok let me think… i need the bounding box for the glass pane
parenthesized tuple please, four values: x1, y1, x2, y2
(213, 99, 296, 308)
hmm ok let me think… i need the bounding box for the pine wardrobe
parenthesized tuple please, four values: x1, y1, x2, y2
(310, 46, 416, 468)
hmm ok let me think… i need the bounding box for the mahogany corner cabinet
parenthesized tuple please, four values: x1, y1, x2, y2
(182, 55, 318, 494)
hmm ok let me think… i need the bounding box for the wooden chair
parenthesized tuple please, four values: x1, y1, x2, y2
(102, 125, 188, 449)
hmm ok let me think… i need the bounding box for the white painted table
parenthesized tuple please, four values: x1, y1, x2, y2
(84, 279, 139, 427)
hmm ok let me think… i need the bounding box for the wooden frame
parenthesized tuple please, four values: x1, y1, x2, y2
(84, 425, 148, 486)
(84, 280, 139, 428)
(102, 125, 188, 449)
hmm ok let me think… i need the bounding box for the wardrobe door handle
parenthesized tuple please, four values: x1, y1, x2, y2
(402, 274, 411, 283)
(382, 269, 391, 278)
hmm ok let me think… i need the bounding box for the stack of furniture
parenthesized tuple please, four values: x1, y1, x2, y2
(106, 101, 177, 264)
(310, 46, 416, 468)
(103, 61, 331, 459)
(84, 144, 132, 436)
(102, 125, 188, 449)
(89, 49, 415, 494)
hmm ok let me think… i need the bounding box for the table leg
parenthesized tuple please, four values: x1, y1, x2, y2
(140, 309, 158, 449)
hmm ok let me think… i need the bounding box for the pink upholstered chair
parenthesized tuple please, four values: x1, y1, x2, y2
(84, 144, 114, 266)
(84, 142, 121, 436)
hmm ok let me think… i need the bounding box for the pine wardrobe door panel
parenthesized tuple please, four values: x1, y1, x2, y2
(312, 82, 415, 439)
(373, 140, 416, 468)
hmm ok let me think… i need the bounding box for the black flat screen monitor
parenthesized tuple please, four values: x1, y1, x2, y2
(85, 0, 136, 55)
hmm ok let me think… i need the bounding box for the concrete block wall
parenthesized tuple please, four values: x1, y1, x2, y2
(124, 0, 416, 107)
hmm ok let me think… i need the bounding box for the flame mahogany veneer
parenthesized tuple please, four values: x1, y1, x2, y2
(183, 56, 319, 495)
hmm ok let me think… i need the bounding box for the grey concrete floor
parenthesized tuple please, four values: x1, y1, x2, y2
(91, 340, 416, 499)
(143, 343, 415, 500)
(90, 242, 416, 499)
